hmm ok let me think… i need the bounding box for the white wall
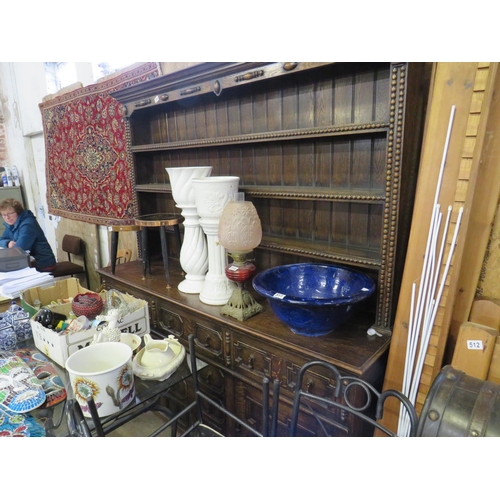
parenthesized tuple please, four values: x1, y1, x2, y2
(0, 62, 108, 260)
(0, 62, 58, 249)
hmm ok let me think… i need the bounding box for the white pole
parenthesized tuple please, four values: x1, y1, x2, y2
(408, 207, 464, 407)
(397, 105, 456, 436)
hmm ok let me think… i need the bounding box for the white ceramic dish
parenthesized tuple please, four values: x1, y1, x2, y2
(132, 335, 186, 382)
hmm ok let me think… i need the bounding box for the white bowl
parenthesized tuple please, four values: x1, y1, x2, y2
(133, 336, 186, 381)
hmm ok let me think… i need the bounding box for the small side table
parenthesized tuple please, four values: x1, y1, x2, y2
(108, 225, 140, 275)
(134, 213, 183, 287)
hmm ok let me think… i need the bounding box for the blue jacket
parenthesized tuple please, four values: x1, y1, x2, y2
(0, 210, 56, 270)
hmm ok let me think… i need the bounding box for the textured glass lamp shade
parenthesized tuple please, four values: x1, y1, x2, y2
(218, 200, 262, 254)
(218, 198, 263, 321)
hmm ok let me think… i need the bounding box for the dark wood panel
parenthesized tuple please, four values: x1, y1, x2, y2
(133, 135, 386, 190)
(128, 63, 391, 146)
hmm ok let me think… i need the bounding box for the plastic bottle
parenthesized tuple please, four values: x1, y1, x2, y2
(1, 170, 7, 187)
(5, 167, 13, 187)
(11, 165, 20, 186)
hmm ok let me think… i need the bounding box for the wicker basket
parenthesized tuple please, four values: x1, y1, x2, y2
(72, 293, 104, 319)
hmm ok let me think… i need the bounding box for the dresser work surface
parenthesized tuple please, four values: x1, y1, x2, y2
(98, 260, 390, 436)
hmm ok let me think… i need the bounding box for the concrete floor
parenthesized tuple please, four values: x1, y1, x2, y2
(106, 411, 173, 437)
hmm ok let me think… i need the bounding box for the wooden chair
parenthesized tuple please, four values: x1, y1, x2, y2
(289, 360, 418, 437)
(51, 235, 90, 288)
(109, 248, 132, 267)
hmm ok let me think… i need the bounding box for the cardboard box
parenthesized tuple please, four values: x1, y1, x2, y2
(20, 277, 91, 317)
(32, 291, 150, 368)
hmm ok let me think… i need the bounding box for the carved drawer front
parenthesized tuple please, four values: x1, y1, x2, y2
(284, 361, 348, 433)
(192, 320, 224, 362)
(155, 299, 184, 338)
(285, 361, 339, 399)
(197, 364, 225, 397)
(232, 379, 268, 437)
(284, 361, 374, 436)
(197, 364, 227, 434)
(232, 337, 272, 382)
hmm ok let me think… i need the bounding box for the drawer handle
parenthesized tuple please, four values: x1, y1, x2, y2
(201, 371, 212, 384)
(248, 355, 255, 370)
(306, 379, 314, 392)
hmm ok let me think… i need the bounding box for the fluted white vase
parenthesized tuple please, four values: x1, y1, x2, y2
(192, 176, 240, 305)
(166, 166, 212, 294)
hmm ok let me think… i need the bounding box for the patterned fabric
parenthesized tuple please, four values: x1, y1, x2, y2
(39, 63, 162, 226)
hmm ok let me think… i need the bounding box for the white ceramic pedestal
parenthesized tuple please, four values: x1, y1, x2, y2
(192, 176, 240, 305)
(166, 166, 212, 294)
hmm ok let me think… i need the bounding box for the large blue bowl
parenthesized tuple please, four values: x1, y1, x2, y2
(252, 263, 376, 337)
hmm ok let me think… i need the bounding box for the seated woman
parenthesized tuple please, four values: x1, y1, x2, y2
(0, 198, 56, 272)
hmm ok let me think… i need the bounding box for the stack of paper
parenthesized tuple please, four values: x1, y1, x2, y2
(0, 267, 55, 299)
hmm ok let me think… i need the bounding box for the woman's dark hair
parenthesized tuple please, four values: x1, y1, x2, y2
(0, 198, 24, 215)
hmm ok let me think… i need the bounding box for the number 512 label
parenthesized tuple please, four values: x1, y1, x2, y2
(467, 340, 483, 350)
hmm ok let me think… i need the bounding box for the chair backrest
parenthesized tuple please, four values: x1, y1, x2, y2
(115, 249, 132, 265)
(62, 235, 84, 260)
(53, 234, 90, 288)
(289, 360, 418, 437)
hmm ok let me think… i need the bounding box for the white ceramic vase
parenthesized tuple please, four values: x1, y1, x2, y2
(192, 176, 240, 305)
(166, 166, 212, 294)
(65, 342, 135, 418)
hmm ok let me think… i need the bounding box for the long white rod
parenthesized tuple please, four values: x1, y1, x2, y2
(399, 211, 441, 437)
(407, 205, 440, 377)
(423, 206, 452, 336)
(398, 105, 456, 435)
(433, 105, 456, 209)
(398, 282, 417, 435)
(408, 207, 464, 406)
(429, 207, 464, 326)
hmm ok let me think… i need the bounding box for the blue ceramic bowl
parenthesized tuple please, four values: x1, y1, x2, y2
(252, 263, 376, 337)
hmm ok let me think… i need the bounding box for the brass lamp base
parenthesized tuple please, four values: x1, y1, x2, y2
(220, 287, 263, 321)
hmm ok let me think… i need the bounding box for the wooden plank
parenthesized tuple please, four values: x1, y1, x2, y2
(445, 63, 500, 363)
(377, 63, 480, 434)
(378, 63, 500, 435)
(469, 297, 500, 330)
(451, 321, 499, 379)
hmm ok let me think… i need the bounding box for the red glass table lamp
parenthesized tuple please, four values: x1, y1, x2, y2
(218, 193, 263, 321)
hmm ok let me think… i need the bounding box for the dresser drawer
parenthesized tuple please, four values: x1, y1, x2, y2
(191, 318, 226, 364)
(155, 299, 184, 338)
(232, 335, 273, 382)
(197, 364, 225, 397)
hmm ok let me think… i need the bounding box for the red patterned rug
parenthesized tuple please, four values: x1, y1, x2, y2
(39, 62, 162, 226)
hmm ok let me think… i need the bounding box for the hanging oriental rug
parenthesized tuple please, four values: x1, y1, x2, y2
(39, 62, 162, 226)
